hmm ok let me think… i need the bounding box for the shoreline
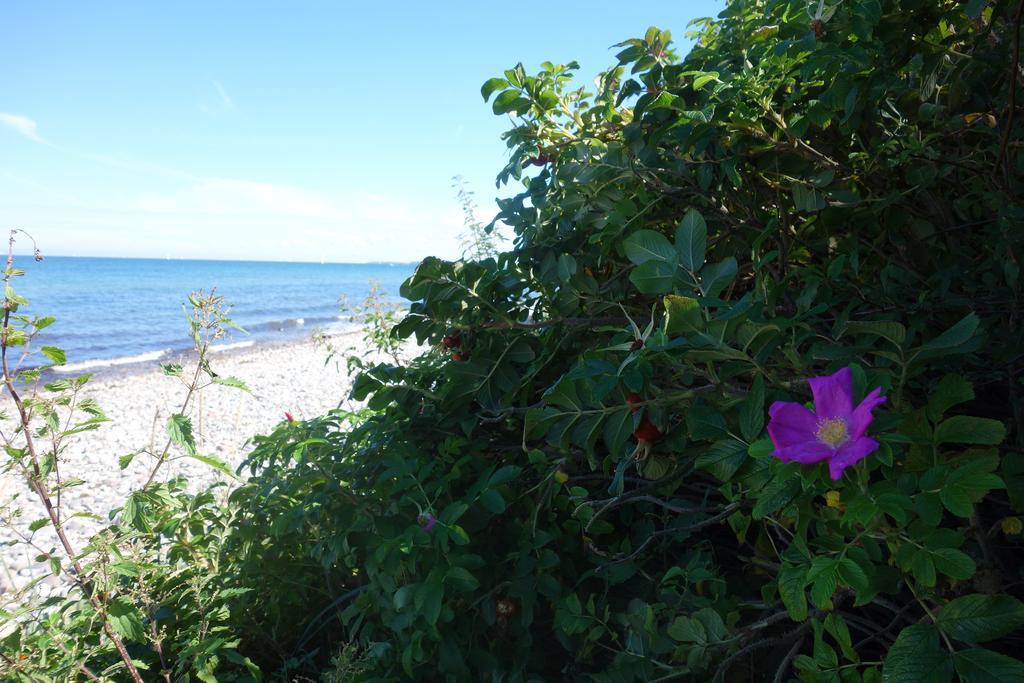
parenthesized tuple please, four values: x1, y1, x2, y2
(0, 326, 391, 595)
(31, 319, 367, 383)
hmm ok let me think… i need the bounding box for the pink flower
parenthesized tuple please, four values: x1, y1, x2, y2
(417, 512, 436, 533)
(284, 411, 295, 422)
(767, 367, 887, 480)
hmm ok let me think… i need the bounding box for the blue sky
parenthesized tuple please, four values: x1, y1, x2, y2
(1, 1, 722, 262)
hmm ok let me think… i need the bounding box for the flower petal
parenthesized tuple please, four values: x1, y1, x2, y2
(808, 367, 854, 419)
(849, 387, 887, 440)
(767, 401, 818, 449)
(774, 440, 833, 464)
(828, 436, 880, 480)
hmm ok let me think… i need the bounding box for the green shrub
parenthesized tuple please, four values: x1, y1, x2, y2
(213, 1, 1024, 680)
(5, 0, 1024, 680)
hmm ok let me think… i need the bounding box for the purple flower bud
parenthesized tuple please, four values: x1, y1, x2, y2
(417, 512, 436, 533)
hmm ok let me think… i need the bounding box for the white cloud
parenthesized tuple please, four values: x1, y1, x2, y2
(139, 178, 339, 217)
(124, 176, 467, 262)
(0, 113, 44, 143)
(199, 80, 236, 115)
(212, 80, 234, 109)
(2, 128, 474, 262)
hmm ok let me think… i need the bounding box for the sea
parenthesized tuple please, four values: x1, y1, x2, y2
(9, 256, 417, 372)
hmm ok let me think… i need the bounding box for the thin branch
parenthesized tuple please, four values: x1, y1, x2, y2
(1, 231, 144, 683)
(479, 316, 627, 330)
(713, 621, 813, 683)
(773, 633, 806, 683)
(593, 503, 741, 568)
(994, 0, 1024, 183)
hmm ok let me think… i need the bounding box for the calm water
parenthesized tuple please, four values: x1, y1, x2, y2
(11, 256, 416, 370)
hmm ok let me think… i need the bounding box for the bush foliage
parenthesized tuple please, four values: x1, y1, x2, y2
(3, 0, 1024, 681)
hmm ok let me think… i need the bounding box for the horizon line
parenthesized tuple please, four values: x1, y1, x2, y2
(11, 252, 424, 267)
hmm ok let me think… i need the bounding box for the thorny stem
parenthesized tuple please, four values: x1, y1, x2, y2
(712, 621, 813, 683)
(994, 0, 1024, 185)
(1, 231, 145, 683)
(773, 633, 806, 683)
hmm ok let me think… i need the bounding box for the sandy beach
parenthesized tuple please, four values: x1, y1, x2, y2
(0, 328, 386, 595)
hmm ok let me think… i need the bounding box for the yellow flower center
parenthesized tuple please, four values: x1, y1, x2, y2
(816, 417, 849, 448)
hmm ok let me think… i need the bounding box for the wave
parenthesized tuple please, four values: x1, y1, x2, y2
(54, 349, 171, 373)
(208, 340, 255, 354)
(41, 310, 395, 371)
(242, 315, 338, 335)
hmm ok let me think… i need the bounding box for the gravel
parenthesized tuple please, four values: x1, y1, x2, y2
(0, 329, 393, 596)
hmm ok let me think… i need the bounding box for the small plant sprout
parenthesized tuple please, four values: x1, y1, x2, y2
(807, 0, 841, 38)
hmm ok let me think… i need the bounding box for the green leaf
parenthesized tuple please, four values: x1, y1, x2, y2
(692, 72, 719, 90)
(752, 468, 800, 520)
(479, 489, 506, 514)
(917, 313, 979, 355)
(777, 564, 808, 621)
(700, 257, 738, 299)
(939, 484, 975, 518)
(844, 321, 906, 348)
(161, 363, 183, 377)
(492, 89, 521, 114)
(675, 208, 707, 271)
(1003, 453, 1024, 512)
(166, 414, 196, 455)
(188, 453, 239, 480)
(663, 294, 702, 335)
(940, 462, 1004, 517)
(481, 77, 509, 101)
(641, 455, 673, 480)
(493, 89, 532, 114)
(107, 598, 147, 642)
(629, 260, 676, 294)
(417, 580, 444, 625)
(926, 375, 974, 423)
(40, 346, 66, 365)
(883, 625, 953, 683)
(953, 649, 1024, 682)
(934, 416, 1006, 446)
(739, 375, 765, 441)
(837, 558, 870, 593)
(667, 615, 706, 643)
(223, 651, 262, 680)
(445, 566, 480, 593)
(557, 253, 577, 282)
(623, 230, 678, 266)
(931, 547, 976, 581)
(824, 613, 857, 663)
(448, 525, 470, 545)
(748, 438, 773, 459)
(807, 557, 840, 608)
(118, 451, 140, 470)
(488, 465, 520, 487)
(212, 376, 251, 393)
(964, 0, 987, 19)
(937, 594, 1024, 643)
(508, 342, 536, 363)
(695, 439, 747, 482)
(675, 105, 716, 123)
(28, 518, 48, 532)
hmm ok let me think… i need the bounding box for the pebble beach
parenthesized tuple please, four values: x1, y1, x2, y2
(0, 329, 379, 596)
